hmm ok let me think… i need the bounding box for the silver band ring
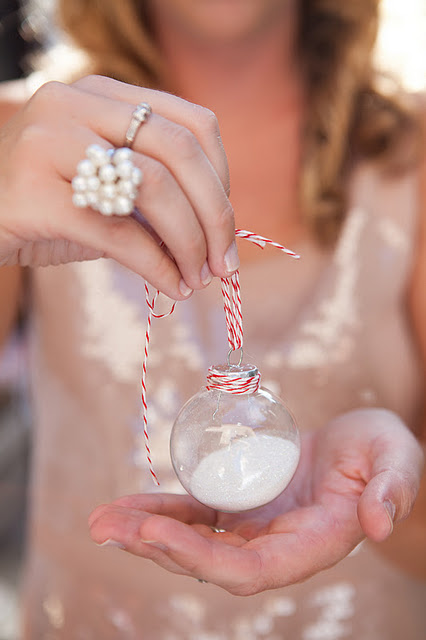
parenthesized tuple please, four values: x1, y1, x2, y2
(124, 102, 152, 148)
(72, 144, 142, 216)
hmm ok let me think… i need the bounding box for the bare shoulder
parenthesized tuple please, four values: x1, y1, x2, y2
(0, 78, 32, 125)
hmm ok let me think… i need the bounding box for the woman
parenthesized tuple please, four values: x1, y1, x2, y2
(0, 0, 425, 638)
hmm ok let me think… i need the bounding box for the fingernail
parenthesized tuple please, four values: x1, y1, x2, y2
(96, 538, 126, 549)
(179, 279, 193, 298)
(224, 241, 240, 274)
(200, 261, 213, 286)
(140, 539, 168, 552)
(383, 500, 396, 534)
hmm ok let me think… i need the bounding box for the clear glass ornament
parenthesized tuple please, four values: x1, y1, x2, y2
(170, 363, 300, 512)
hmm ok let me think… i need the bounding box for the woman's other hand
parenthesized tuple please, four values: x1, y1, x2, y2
(89, 408, 423, 595)
(0, 75, 237, 299)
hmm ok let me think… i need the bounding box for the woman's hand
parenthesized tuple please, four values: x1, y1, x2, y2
(89, 409, 423, 595)
(0, 75, 236, 299)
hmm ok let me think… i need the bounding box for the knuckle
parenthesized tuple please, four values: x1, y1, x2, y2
(27, 81, 68, 116)
(151, 248, 174, 282)
(183, 224, 206, 254)
(165, 122, 201, 161)
(14, 123, 51, 164)
(190, 106, 230, 194)
(145, 158, 172, 190)
(193, 105, 220, 137)
(213, 199, 235, 232)
(396, 468, 419, 497)
(72, 74, 113, 92)
(227, 552, 264, 597)
(184, 559, 203, 575)
(103, 218, 131, 248)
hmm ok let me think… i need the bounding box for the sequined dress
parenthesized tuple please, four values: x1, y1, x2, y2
(23, 163, 426, 639)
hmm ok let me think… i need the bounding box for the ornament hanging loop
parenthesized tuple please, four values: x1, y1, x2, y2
(140, 229, 299, 486)
(227, 347, 243, 367)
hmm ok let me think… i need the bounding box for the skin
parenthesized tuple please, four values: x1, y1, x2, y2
(148, 0, 298, 45)
(0, 0, 425, 591)
(89, 410, 423, 595)
(0, 78, 237, 298)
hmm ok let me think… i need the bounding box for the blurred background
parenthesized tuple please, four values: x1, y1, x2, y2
(0, 0, 425, 638)
(0, 0, 26, 80)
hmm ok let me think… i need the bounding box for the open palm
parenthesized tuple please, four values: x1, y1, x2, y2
(89, 409, 423, 595)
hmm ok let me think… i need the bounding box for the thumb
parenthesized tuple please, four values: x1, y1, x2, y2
(358, 470, 414, 542)
(357, 426, 424, 543)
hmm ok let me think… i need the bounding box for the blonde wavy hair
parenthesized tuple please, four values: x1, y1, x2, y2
(57, 0, 419, 245)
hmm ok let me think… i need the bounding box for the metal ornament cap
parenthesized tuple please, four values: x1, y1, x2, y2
(209, 364, 259, 379)
(206, 363, 261, 395)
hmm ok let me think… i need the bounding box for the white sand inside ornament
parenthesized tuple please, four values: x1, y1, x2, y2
(189, 434, 300, 512)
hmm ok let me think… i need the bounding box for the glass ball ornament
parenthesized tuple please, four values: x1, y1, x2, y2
(170, 363, 300, 512)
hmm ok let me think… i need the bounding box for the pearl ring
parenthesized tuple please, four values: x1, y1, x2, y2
(72, 102, 152, 216)
(72, 145, 143, 216)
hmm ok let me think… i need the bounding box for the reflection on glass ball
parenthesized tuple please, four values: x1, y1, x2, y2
(170, 364, 300, 512)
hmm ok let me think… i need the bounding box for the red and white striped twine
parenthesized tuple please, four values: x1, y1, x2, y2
(220, 270, 243, 351)
(206, 367, 261, 394)
(220, 229, 300, 353)
(141, 283, 176, 485)
(140, 229, 299, 484)
(234, 229, 300, 257)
